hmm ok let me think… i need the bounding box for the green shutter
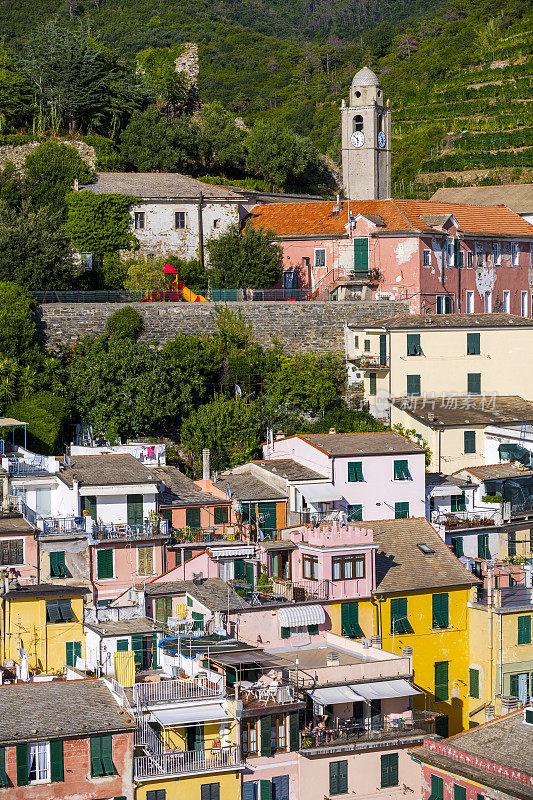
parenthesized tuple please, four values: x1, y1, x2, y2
(451, 537, 464, 558)
(214, 506, 229, 525)
(395, 502, 409, 519)
(280, 626, 290, 639)
(464, 430, 476, 454)
(131, 634, 144, 666)
(308, 623, 319, 635)
(117, 638, 129, 651)
(353, 238, 369, 273)
(0, 747, 7, 788)
(90, 736, 103, 777)
(341, 602, 363, 638)
(289, 713, 299, 751)
(234, 559, 245, 580)
(50, 739, 64, 782)
(394, 460, 409, 480)
(329, 762, 338, 795)
(435, 661, 449, 702)
(469, 668, 479, 698)
(381, 753, 398, 788)
(432, 594, 449, 629)
(186, 507, 201, 529)
(347, 462, 363, 482)
(338, 760, 348, 794)
(508, 531, 517, 557)
(50, 550, 67, 578)
(260, 781, 272, 800)
(260, 716, 272, 756)
(66, 640, 82, 667)
(467, 373, 481, 395)
(347, 504, 362, 521)
(152, 632, 158, 668)
(81, 495, 97, 519)
(369, 373, 377, 396)
(518, 616, 532, 645)
(407, 333, 421, 356)
(127, 494, 143, 527)
(510, 673, 519, 697)
(97, 548, 114, 579)
(16, 743, 28, 786)
(454, 785, 466, 800)
(467, 332, 480, 355)
(451, 492, 466, 512)
(245, 561, 255, 587)
(101, 735, 114, 774)
(391, 597, 411, 633)
(406, 374, 421, 396)
(192, 611, 204, 631)
(379, 334, 387, 365)
(431, 775, 444, 800)
(478, 534, 491, 559)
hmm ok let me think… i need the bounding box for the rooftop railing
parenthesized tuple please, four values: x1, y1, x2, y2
(432, 509, 500, 529)
(133, 677, 223, 707)
(41, 516, 88, 536)
(300, 711, 437, 751)
(94, 520, 169, 541)
(270, 578, 330, 601)
(171, 526, 248, 544)
(134, 746, 241, 779)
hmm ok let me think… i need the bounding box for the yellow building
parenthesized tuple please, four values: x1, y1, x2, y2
(468, 583, 533, 726)
(0, 582, 88, 674)
(330, 518, 478, 736)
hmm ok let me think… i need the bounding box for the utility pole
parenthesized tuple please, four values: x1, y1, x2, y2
(198, 192, 205, 275)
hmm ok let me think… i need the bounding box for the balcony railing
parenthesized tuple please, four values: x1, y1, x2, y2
(134, 746, 241, 779)
(94, 520, 169, 541)
(270, 578, 330, 601)
(8, 459, 48, 475)
(133, 677, 223, 707)
(299, 711, 437, 750)
(171, 526, 248, 544)
(476, 586, 533, 608)
(351, 355, 389, 369)
(41, 516, 88, 536)
(432, 509, 500, 529)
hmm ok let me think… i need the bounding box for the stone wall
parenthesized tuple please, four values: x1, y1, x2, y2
(0, 138, 96, 173)
(38, 300, 408, 353)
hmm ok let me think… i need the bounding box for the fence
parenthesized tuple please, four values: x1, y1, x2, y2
(133, 677, 222, 706)
(31, 288, 348, 304)
(134, 746, 240, 779)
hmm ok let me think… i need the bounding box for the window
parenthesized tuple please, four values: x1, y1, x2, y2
(270, 715, 286, 752)
(0, 538, 23, 565)
(521, 291, 528, 317)
(477, 533, 491, 559)
(429, 774, 443, 800)
(280, 626, 290, 639)
(467, 373, 481, 395)
(466, 332, 480, 355)
(454, 785, 466, 800)
(502, 290, 510, 313)
(332, 555, 365, 580)
(508, 531, 516, 557)
(353, 335, 359, 348)
(418, 543, 435, 555)
(493, 242, 501, 266)
(447, 237, 454, 267)
(66, 641, 82, 667)
(147, 791, 167, 800)
(406, 374, 420, 396)
(369, 373, 377, 396)
(186, 507, 201, 529)
(353, 238, 369, 273)
(466, 291, 474, 313)
(90, 735, 114, 777)
(381, 753, 398, 788)
(467, 251, 473, 269)
(423, 249, 431, 266)
(213, 219, 220, 229)
(35, 487, 51, 516)
(454, 240, 464, 267)
(175, 211, 186, 229)
(201, 784, 220, 800)
(484, 291, 492, 313)
(518, 615, 532, 645)
(97, 548, 114, 579)
(512, 242, 520, 264)
(364, 339, 370, 352)
(134, 211, 145, 230)
(394, 460, 411, 480)
(138, 546, 154, 576)
(272, 774, 290, 800)
(407, 333, 422, 356)
(353, 115, 363, 132)
(243, 784, 258, 800)
(432, 593, 449, 629)
(395, 502, 410, 519)
(347, 504, 362, 521)
(434, 661, 449, 702)
(329, 760, 348, 795)
(464, 430, 476, 454)
(303, 555, 318, 580)
(390, 597, 412, 633)
(214, 506, 229, 525)
(49, 550, 68, 578)
(451, 492, 466, 513)
(451, 536, 464, 557)
(347, 461, 364, 482)
(0, 747, 6, 788)
(242, 719, 257, 756)
(46, 598, 73, 623)
(314, 249, 326, 267)
(341, 602, 363, 637)
(469, 668, 480, 698)
(27, 742, 50, 784)
(436, 295, 453, 314)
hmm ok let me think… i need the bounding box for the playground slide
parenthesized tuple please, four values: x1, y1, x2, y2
(178, 282, 207, 302)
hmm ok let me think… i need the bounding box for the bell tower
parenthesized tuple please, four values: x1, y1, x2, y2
(341, 67, 391, 201)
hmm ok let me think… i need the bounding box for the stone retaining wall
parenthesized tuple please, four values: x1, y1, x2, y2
(37, 300, 407, 353)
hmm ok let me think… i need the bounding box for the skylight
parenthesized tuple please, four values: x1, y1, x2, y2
(417, 543, 435, 555)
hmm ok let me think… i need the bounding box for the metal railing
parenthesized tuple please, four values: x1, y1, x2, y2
(135, 716, 164, 755)
(134, 746, 241, 779)
(94, 520, 169, 541)
(8, 459, 48, 475)
(299, 712, 436, 750)
(133, 677, 222, 706)
(171, 526, 247, 544)
(4, 496, 38, 526)
(432, 508, 500, 529)
(271, 578, 330, 601)
(41, 517, 88, 536)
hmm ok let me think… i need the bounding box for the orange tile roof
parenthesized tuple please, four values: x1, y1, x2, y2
(248, 199, 533, 238)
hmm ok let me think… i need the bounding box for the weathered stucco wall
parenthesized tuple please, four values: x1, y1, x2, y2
(37, 300, 408, 354)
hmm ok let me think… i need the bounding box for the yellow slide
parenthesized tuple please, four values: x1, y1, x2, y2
(178, 282, 207, 302)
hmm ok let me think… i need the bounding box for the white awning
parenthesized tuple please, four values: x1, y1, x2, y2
(278, 604, 326, 628)
(307, 685, 365, 705)
(151, 703, 231, 727)
(208, 546, 256, 559)
(299, 484, 342, 503)
(429, 485, 464, 498)
(351, 679, 422, 701)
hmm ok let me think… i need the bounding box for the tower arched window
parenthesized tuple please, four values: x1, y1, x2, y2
(353, 115, 364, 133)
(378, 115, 383, 133)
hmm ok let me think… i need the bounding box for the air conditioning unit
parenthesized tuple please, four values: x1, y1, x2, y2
(361, 638, 372, 649)
(377, 292, 393, 300)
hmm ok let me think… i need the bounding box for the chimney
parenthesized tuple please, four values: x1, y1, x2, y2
(275, 431, 284, 441)
(202, 449, 210, 481)
(329, 428, 336, 435)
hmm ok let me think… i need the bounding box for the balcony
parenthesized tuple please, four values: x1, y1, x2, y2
(475, 586, 533, 609)
(170, 526, 252, 544)
(93, 520, 169, 541)
(40, 516, 88, 536)
(432, 509, 500, 531)
(134, 745, 241, 779)
(133, 677, 223, 707)
(270, 578, 330, 602)
(351, 355, 389, 370)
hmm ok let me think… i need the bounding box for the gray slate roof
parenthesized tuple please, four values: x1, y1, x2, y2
(0, 513, 34, 534)
(59, 454, 157, 488)
(394, 395, 533, 428)
(153, 466, 229, 507)
(460, 464, 533, 480)
(215, 474, 287, 502)
(431, 183, 533, 215)
(82, 172, 244, 201)
(252, 459, 326, 481)
(295, 432, 424, 457)
(0, 678, 136, 744)
(1, 583, 89, 599)
(411, 710, 533, 797)
(85, 617, 163, 637)
(145, 577, 250, 611)
(369, 313, 533, 329)
(368, 517, 478, 594)
(425, 472, 473, 490)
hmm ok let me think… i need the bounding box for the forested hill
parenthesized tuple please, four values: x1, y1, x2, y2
(0, 0, 531, 191)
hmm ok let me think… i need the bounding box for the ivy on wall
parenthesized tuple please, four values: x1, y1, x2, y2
(65, 190, 139, 260)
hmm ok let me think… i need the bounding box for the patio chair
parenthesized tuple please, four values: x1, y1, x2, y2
(259, 681, 279, 705)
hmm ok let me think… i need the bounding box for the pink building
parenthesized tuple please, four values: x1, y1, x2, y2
(0, 512, 37, 582)
(90, 532, 168, 605)
(248, 199, 533, 314)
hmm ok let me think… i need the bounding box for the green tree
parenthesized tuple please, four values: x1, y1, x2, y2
(106, 306, 144, 339)
(120, 107, 200, 172)
(180, 394, 264, 475)
(200, 101, 245, 174)
(25, 141, 94, 215)
(0, 200, 76, 289)
(166, 255, 208, 295)
(123, 255, 168, 292)
(245, 122, 324, 190)
(0, 49, 33, 130)
(265, 353, 346, 414)
(0, 282, 38, 361)
(311, 407, 387, 433)
(207, 224, 283, 289)
(0, 163, 25, 209)
(137, 45, 188, 115)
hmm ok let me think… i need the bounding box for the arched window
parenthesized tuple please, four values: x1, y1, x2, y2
(378, 115, 383, 133)
(353, 115, 363, 132)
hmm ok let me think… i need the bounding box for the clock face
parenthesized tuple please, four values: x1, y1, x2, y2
(351, 131, 365, 148)
(378, 131, 386, 148)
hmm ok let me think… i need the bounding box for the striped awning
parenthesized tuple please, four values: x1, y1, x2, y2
(278, 604, 325, 628)
(307, 685, 365, 705)
(208, 546, 256, 558)
(352, 679, 421, 700)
